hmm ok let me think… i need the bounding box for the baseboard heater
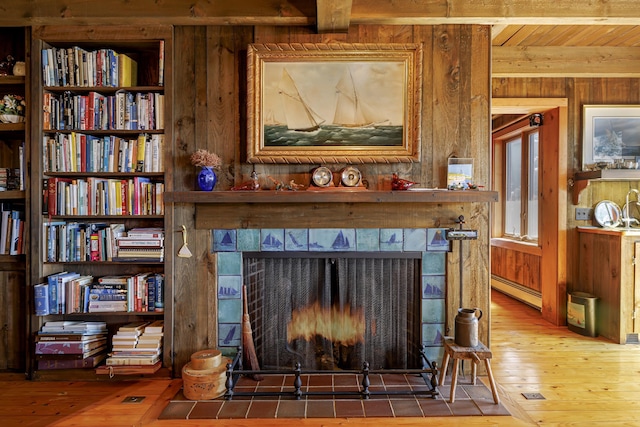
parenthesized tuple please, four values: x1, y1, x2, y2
(491, 275, 542, 310)
(223, 345, 439, 400)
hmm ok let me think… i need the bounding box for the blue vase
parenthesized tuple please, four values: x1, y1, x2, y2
(197, 166, 217, 191)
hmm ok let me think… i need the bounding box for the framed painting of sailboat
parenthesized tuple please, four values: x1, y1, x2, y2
(247, 43, 423, 164)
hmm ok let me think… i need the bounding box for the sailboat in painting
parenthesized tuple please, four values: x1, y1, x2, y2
(333, 67, 386, 129)
(279, 69, 325, 132)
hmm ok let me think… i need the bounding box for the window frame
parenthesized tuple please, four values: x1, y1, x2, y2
(493, 119, 540, 243)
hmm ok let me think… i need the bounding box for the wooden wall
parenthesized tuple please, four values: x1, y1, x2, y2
(169, 24, 491, 374)
(492, 77, 640, 325)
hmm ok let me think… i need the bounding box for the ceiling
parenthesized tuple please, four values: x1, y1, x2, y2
(492, 24, 640, 47)
(491, 25, 640, 47)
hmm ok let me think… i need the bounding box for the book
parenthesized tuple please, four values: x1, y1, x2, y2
(119, 321, 150, 332)
(144, 320, 164, 334)
(35, 345, 107, 360)
(36, 338, 107, 355)
(118, 53, 138, 87)
(34, 283, 50, 316)
(36, 333, 106, 342)
(105, 354, 160, 366)
(88, 300, 127, 312)
(37, 353, 107, 370)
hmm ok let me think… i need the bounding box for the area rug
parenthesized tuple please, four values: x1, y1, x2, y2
(159, 372, 511, 420)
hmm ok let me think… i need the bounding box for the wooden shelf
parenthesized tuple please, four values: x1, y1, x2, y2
(0, 76, 26, 85)
(0, 122, 25, 132)
(165, 190, 499, 204)
(572, 169, 640, 204)
(0, 190, 25, 200)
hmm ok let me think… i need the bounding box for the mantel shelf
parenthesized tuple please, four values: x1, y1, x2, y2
(165, 190, 499, 204)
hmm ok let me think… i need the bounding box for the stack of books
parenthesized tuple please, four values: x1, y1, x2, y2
(0, 202, 24, 255)
(113, 227, 164, 262)
(35, 321, 108, 370)
(105, 320, 163, 366)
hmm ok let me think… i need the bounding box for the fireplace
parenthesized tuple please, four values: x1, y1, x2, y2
(244, 254, 421, 370)
(214, 227, 448, 368)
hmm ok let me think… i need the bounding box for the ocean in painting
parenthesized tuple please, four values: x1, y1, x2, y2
(264, 124, 403, 147)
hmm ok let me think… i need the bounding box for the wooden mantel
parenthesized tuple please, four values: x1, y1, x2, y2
(164, 189, 498, 204)
(164, 190, 498, 229)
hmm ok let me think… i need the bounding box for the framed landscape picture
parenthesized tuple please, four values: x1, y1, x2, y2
(582, 105, 640, 169)
(246, 43, 423, 164)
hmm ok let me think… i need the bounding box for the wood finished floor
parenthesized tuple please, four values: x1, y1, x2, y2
(1, 289, 639, 426)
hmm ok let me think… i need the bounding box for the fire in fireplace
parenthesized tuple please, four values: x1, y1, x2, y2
(243, 254, 422, 371)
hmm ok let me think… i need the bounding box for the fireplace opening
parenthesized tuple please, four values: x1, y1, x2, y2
(243, 253, 422, 371)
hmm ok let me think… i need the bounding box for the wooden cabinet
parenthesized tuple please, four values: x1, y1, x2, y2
(0, 27, 29, 372)
(29, 26, 173, 379)
(577, 227, 640, 344)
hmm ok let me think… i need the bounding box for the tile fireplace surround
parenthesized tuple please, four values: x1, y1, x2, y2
(212, 227, 449, 364)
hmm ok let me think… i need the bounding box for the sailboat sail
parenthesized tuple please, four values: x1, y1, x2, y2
(279, 69, 324, 132)
(333, 68, 379, 128)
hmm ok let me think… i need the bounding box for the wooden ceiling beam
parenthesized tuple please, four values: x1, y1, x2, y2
(316, 0, 352, 33)
(493, 46, 640, 77)
(1, 0, 640, 26)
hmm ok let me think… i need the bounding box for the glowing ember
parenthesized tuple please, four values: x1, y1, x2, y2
(287, 301, 365, 346)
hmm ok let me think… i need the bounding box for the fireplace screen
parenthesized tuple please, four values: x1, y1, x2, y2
(244, 256, 421, 370)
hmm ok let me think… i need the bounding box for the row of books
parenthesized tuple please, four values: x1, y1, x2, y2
(43, 176, 164, 216)
(106, 320, 164, 366)
(42, 46, 139, 88)
(0, 141, 25, 192)
(35, 321, 109, 370)
(43, 132, 164, 173)
(0, 203, 24, 255)
(0, 167, 20, 192)
(43, 91, 164, 131)
(42, 223, 164, 263)
(34, 272, 165, 315)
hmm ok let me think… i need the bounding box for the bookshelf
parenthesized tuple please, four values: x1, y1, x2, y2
(0, 27, 29, 372)
(29, 26, 172, 379)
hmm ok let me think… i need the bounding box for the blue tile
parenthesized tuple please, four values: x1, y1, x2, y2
(213, 229, 236, 252)
(217, 252, 242, 275)
(218, 323, 241, 347)
(427, 228, 450, 251)
(404, 228, 427, 252)
(218, 275, 242, 299)
(356, 228, 380, 252)
(422, 299, 445, 323)
(309, 228, 355, 251)
(422, 275, 445, 299)
(422, 323, 445, 347)
(422, 252, 445, 275)
(218, 299, 242, 323)
(285, 229, 308, 251)
(380, 228, 403, 252)
(237, 229, 260, 252)
(261, 229, 285, 251)
(422, 346, 444, 364)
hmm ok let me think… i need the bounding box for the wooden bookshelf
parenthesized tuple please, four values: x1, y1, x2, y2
(0, 26, 29, 372)
(29, 25, 173, 380)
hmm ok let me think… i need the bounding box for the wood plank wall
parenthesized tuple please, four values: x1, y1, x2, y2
(492, 77, 640, 325)
(170, 24, 491, 374)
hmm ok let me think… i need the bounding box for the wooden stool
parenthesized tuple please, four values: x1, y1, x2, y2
(439, 337, 500, 404)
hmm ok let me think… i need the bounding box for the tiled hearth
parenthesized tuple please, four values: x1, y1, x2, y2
(160, 373, 510, 419)
(212, 227, 450, 363)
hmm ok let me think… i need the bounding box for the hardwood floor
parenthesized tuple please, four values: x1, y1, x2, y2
(1, 290, 639, 426)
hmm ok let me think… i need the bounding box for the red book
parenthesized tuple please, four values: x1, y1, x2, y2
(48, 177, 72, 217)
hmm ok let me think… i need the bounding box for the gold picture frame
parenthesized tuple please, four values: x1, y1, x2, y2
(247, 43, 423, 164)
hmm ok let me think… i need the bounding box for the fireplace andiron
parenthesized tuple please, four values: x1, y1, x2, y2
(223, 345, 439, 400)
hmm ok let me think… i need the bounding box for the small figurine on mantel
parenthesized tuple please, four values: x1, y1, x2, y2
(231, 171, 260, 191)
(268, 176, 305, 191)
(391, 172, 416, 191)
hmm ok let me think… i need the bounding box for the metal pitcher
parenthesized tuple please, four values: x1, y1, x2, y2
(454, 307, 483, 347)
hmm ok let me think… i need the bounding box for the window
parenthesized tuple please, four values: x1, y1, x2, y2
(494, 122, 540, 242)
